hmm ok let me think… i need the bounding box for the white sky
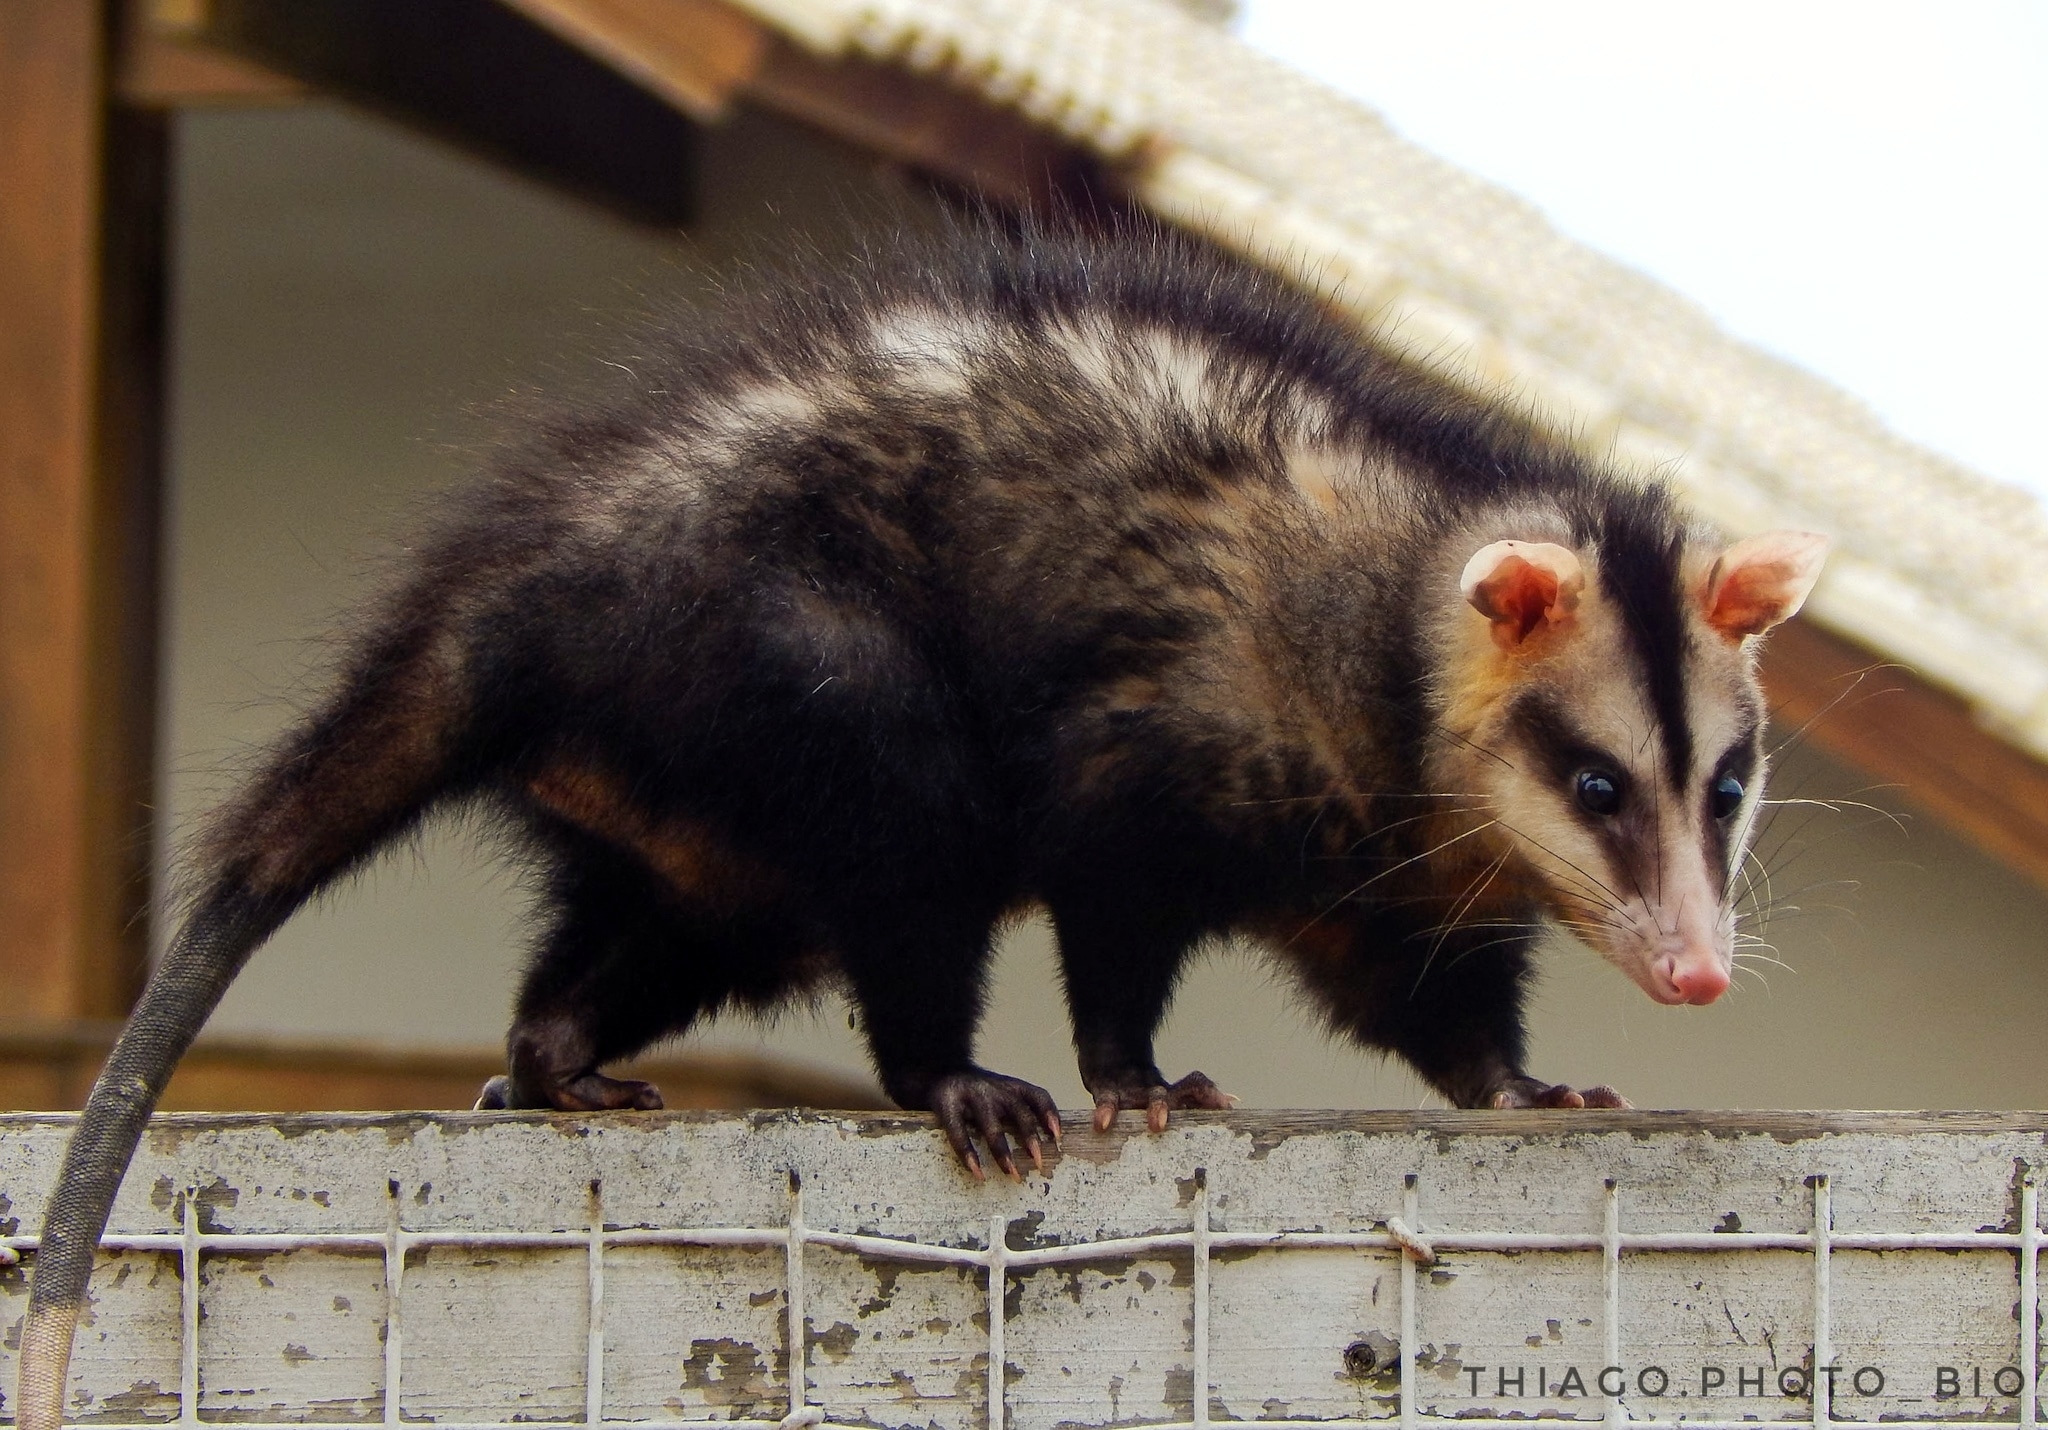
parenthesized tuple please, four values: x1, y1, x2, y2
(1236, 1, 2048, 503)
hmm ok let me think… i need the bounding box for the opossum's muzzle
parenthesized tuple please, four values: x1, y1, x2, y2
(1634, 897, 1732, 1006)
(1646, 947, 1731, 1005)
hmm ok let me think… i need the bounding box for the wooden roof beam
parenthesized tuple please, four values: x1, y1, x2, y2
(117, 0, 305, 106)
(132, 0, 699, 224)
(1759, 617, 2048, 888)
(503, 0, 1106, 209)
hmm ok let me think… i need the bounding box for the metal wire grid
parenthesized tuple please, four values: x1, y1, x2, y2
(2, 1164, 2040, 1430)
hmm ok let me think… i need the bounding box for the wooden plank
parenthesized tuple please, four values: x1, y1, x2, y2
(744, 35, 1108, 212)
(159, 0, 699, 224)
(116, 0, 306, 106)
(0, 1, 160, 1027)
(499, 0, 768, 120)
(485, 0, 1104, 210)
(0, 1022, 886, 1112)
(1760, 616, 2048, 888)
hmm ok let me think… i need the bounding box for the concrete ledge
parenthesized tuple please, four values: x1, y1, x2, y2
(3, 1111, 2044, 1427)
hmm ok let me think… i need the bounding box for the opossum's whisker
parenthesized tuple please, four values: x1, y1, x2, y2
(1728, 846, 1767, 917)
(1491, 819, 1630, 916)
(1733, 847, 1776, 923)
(1357, 801, 1498, 842)
(1283, 819, 1504, 947)
(1734, 870, 1867, 929)
(1411, 850, 1511, 991)
(1745, 807, 1898, 896)
(1346, 820, 1503, 893)
(1425, 722, 1518, 773)
(1761, 793, 1910, 837)
(1424, 927, 1550, 979)
(1764, 661, 1902, 762)
(1730, 948, 1792, 972)
(1479, 838, 1619, 914)
(1226, 789, 1496, 807)
(1729, 946, 1790, 991)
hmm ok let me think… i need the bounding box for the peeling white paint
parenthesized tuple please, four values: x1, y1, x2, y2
(1, 1111, 2042, 1429)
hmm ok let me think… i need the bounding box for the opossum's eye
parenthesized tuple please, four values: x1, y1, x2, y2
(1711, 774, 1745, 820)
(1574, 769, 1621, 816)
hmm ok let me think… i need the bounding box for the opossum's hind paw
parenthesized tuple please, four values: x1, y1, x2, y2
(927, 1069, 1062, 1182)
(1489, 1077, 1631, 1110)
(472, 1072, 666, 1112)
(1090, 1070, 1237, 1135)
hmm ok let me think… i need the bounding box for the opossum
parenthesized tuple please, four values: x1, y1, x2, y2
(18, 225, 1825, 1423)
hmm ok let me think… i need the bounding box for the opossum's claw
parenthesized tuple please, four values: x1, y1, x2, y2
(473, 1071, 665, 1112)
(1490, 1076, 1631, 1110)
(1090, 1069, 1235, 1133)
(927, 1068, 1061, 1181)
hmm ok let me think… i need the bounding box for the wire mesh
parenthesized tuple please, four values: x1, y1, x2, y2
(1, 1163, 2038, 1430)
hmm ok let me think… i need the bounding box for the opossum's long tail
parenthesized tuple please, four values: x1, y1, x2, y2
(17, 622, 472, 1430)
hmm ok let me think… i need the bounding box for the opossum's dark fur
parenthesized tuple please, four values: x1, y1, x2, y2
(196, 221, 1683, 1121)
(25, 222, 1736, 1420)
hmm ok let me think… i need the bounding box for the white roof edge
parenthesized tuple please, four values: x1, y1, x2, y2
(729, 0, 2048, 762)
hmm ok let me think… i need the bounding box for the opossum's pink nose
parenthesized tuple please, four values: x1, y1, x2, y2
(1663, 953, 1730, 1006)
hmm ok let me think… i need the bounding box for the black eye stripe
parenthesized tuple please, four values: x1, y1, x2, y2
(1508, 694, 1618, 788)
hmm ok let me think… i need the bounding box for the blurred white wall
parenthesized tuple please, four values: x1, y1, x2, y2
(163, 101, 2048, 1113)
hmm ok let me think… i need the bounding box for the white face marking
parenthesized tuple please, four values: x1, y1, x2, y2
(1434, 546, 1764, 1008)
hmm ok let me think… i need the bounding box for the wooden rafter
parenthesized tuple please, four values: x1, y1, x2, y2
(136, 0, 700, 224)
(498, 0, 767, 121)
(493, 0, 1106, 209)
(118, 0, 304, 106)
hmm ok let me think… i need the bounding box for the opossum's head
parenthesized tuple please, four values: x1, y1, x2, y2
(1432, 525, 1829, 1006)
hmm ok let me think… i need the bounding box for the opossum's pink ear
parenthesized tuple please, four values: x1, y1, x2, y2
(1700, 531, 1830, 640)
(1462, 541, 1585, 651)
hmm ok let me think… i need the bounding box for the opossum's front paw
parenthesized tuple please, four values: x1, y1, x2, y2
(1489, 1076, 1630, 1110)
(1089, 1069, 1238, 1134)
(472, 1071, 665, 1112)
(923, 1069, 1062, 1182)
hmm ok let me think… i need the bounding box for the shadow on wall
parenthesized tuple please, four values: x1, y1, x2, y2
(162, 101, 2048, 1116)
